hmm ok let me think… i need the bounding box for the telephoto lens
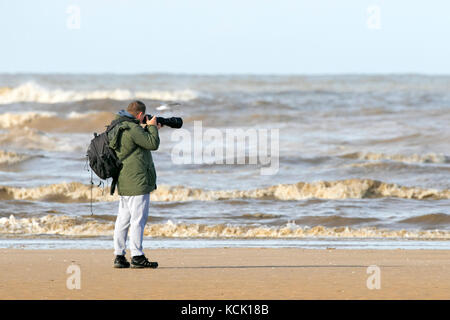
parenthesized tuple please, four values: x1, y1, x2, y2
(144, 114, 183, 129)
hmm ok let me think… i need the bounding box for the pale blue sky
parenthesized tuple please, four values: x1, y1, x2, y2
(0, 0, 449, 74)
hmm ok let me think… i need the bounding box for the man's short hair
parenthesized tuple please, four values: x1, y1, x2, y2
(127, 100, 146, 116)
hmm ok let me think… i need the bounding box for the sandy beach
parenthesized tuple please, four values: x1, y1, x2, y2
(0, 248, 449, 300)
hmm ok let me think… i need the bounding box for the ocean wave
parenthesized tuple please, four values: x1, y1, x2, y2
(0, 112, 57, 129)
(340, 152, 449, 164)
(240, 213, 282, 219)
(0, 214, 449, 239)
(399, 213, 450, 226)
(0, 179, 448, 203)
(0, 182, 104, 203)
(0, 82, 198, 104)
(0, 127, 85, 152)
(293, 215, 379, 227)
(0, 150, 32, 166)
(0, 111, 115, 133)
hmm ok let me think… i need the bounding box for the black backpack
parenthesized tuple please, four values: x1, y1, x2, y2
(86, 117, 137, 195)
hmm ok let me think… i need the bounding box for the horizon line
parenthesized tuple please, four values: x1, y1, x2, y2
(1, 71, 449, 77)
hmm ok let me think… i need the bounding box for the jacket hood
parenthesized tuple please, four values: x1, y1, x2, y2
(117, 109, 135, 119)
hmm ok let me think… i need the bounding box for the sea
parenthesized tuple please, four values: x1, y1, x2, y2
(0, 73, 449, 249)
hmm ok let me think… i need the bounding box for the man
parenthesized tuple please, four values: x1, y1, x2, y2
(107, 100, 161, 268)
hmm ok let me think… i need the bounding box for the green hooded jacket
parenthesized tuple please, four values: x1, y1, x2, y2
(107, 113, 160, 196)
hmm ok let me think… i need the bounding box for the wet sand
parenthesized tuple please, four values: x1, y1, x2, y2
(0, 248, 449, 299)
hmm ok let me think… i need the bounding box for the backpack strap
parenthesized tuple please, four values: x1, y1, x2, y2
(110, 137, 139, 196)
(107, 115, 139, 160)
(106, 116, 138, 133)
(108, 116, 139, 196)
(111, 178, 118, 196)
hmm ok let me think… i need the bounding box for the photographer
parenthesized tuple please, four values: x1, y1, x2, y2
(107, 100, 161, 269)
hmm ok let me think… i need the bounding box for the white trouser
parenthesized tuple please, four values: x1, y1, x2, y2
(114, 193, 150, 257)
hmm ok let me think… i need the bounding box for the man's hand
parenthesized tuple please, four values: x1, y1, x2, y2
(147, 116, 162, 130)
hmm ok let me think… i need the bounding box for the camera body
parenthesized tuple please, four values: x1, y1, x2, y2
(143, 114, 183, 129)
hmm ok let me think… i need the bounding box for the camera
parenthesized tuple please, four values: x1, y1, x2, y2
(143, 114, 183, 129)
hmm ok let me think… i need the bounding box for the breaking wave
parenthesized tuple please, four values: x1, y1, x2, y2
(0, 127, 85, 152)
(0, 214, 449, 239)
(340, 151, 449, 164)
(0, 82, 198, 104)
(0, 111, 115, 133)
(0, 112, 57, 129)
(0, 150, 32, 166)
(0, 179, 448, 203)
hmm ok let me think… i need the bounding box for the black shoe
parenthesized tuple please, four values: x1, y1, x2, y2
(114, 255, 130, 268)
(131, 255, 158, 269)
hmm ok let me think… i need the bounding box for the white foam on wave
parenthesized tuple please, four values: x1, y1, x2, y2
(0, 82, 198, 104)
(0, 112, 57, 129)
(1, 214, 449, 239)
(0, 112, 97, 130)
(0, 111, 113, 151)
(0, 179, 448, 203)
(0, 150, 32, 166)
(67, 111, 96, 119)
(342, 151, 449, 164)
(0, 127, 86, 152)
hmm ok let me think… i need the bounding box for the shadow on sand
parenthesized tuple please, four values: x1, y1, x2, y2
(158, 265, 399, 269)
